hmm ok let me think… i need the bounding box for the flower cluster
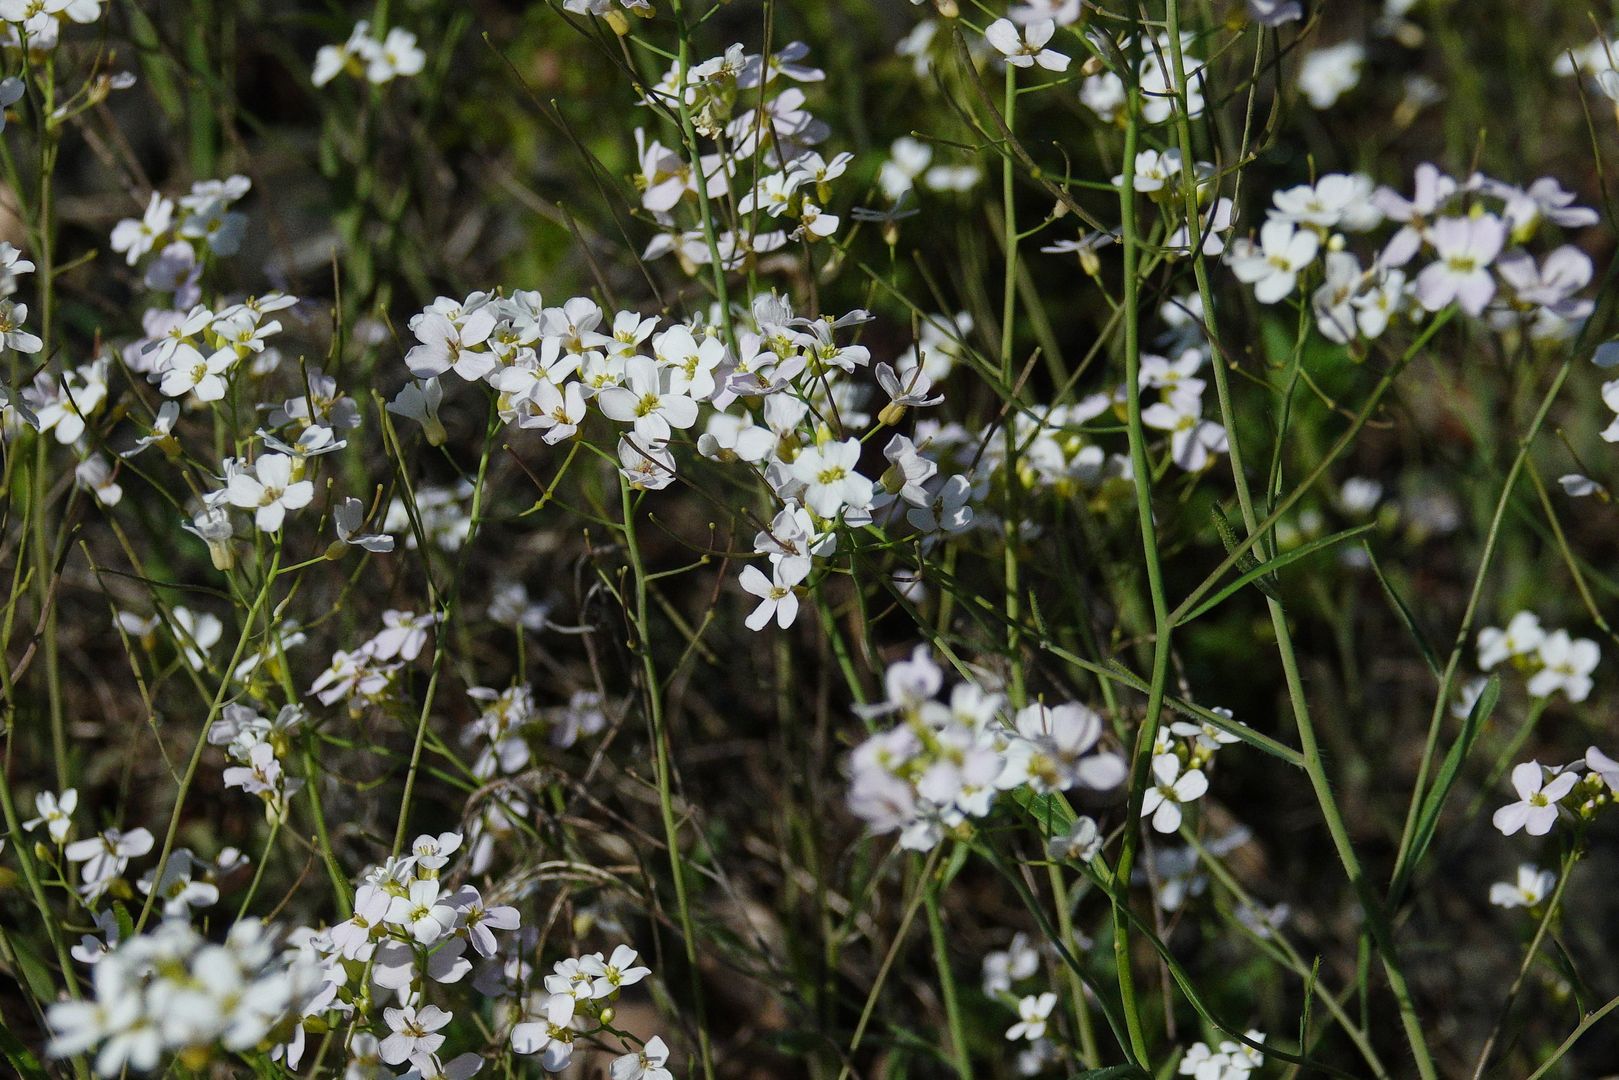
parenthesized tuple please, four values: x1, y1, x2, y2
(845, 648, 1126, 851)
(0, 0, 105, 52)
(1493, 747, 1618, 837)
(309, 610, 437, 712)
(1178, 1031, 1267, 1080)
(210, 703, 308, 821)
(312, 21, 426, 88)
(281, 832, 521, 1076)
(48, 918, 322, 1077)
(393, 283, 978, 632)
(1476, 610, 1600, 703)
(509, 945, 670, 1077)
(1080, 30, 1205, 126)
(111, 175, 254, 279)
(1226, 166, 1597, 347)
(638, 41, 843, 269)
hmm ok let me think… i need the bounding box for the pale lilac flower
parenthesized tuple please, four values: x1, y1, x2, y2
(1415, 214, 1506, 316)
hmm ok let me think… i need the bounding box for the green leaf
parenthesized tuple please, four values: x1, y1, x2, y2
(1009, 785, 1078, 836)
(1362, 542, 1440, 677)
(1390, 675, 1501, 906)
(1070, 1066, 1151, 1080)
(1177, 523, 1376, 626)
(0, 1022, 49, 1080)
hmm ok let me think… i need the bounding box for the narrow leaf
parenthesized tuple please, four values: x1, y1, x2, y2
(1177, 524, 1376, 626)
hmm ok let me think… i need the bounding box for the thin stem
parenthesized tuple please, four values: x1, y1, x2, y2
(666, 0, 738, 358)
(1392, 357, 1576, 881)
(999, 61, 1026, 708)
(1161, 13, 1436, 1075)
(1109, 36, 1172, 1066)
(923, 862, 973, 1080)
(1469, 844, 1581, 1079)
(136, 549, 283, 933)
(620, 475, 717, 1080)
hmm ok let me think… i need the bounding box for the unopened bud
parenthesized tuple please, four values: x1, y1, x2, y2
(207, 538, 236, 572)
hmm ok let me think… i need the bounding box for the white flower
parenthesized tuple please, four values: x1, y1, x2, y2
(0, 240, 34, 297)
(312, 21, 372, 86)
(387, 378, 448, 446)
(1297, 42, 1364, 110)
(334, 497, 395, 552)
(0, 75, 21, 133)
(1489, 863, 1555, 909)
(137, 848, 219, 918)
(110, 193, 174, 265)
(1526, 630, 1599, 702)
(368, 610, 437, 662)
(510, 992, 577, 1071)
(0, 298, 42, 353)
(876, 361, 943, 413)
(75, 454, 122, 507)
(159, 345, 234, 401)
(611, 1035, 673, 1080)
(1226, 220, 1320, 303)
(386, 880, 458, 945)
(1477, 611, 1545, 670)
(1414, 214, 1507, 316)
(1006, 992, 1057, 1042)
(1269, 173, 1382, 231)
(379, 1005, 450, 1066)
(64, 826, 154, 891)
(521, 378, 587, 444)
(618, 436, 677, 491)
(1140, 754, 1208, 833)
(1585, 746, 1619, 790)
(982, 933, 1041, 995)
(367, 27, 425, 84)
(1142, 387, 1229, 472)
(580, 944, 652, 999)
(790, 438, 874, 518)
(171, 606, 222, 670)
(1115, 148, 1183, 193)
(226, 453, 314, 532)
(985, 18, 1070, 72)
(739, 559, 807, 631)
(1492, 762, 1578, 836)
(22, 788, 76, 843)
(406, 305, 498, 381)
(1047, 815, 1102, 862)
(598, 356, 699, 443)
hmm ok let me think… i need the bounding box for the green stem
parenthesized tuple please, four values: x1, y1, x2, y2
(136, 549, 282, 933)
(620, 476, 717, 1080)
(923, 863, 972, 1080)
(1160, 13, 1437, 1076)
(1108, 40, 1171, 1067)
(1469, 844, 1581, 1079)
(666, 0, 739, 358)
(999, 62, 1025, 708)
(1391, 357, 1575, 881)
